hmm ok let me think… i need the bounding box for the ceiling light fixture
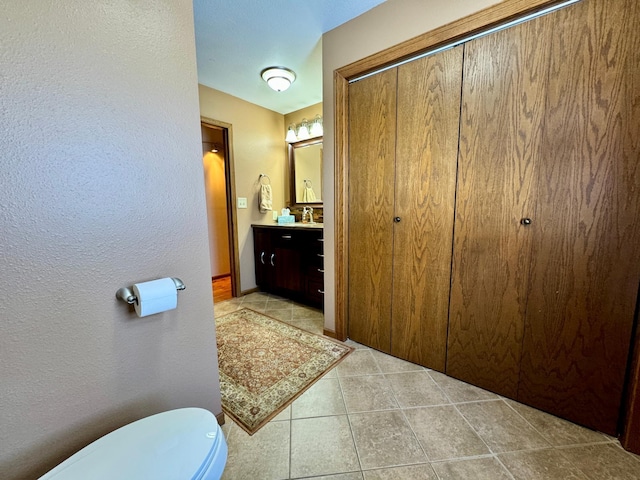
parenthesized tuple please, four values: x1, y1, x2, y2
(261, 67, 296, 92)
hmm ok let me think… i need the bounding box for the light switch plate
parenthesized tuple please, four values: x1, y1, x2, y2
(272, 210, 278, 220)
(237, 197, 248, 209)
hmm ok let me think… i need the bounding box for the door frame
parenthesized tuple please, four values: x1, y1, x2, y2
(333, 0, 640, 448)
(201, 117, 241, 298)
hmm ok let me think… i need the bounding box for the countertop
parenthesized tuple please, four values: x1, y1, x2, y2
(252, 223, 323, 230)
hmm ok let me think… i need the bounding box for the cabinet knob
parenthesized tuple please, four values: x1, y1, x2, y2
(520, 218, 532, 226)
(394, 217, 401, 223)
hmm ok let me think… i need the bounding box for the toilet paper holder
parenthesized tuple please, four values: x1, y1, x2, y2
(116, 277, 185, 305)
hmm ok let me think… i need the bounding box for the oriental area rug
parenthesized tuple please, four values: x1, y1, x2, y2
(215, 307, 353, 435)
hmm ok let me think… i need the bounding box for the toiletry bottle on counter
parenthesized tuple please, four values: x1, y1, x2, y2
(302, 207, 309, 224)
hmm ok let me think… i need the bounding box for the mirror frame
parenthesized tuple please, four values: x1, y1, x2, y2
(289, 136, 323, 207)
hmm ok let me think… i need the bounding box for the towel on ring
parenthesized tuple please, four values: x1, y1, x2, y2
(302, 186, 317, 202)
(259, 184, 272, 213)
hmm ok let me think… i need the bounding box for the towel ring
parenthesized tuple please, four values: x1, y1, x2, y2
(304, 179, 313, 187)
(259, 174, 271, 185)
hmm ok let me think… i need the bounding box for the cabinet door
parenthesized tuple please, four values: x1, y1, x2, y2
(447, 14, 553, 397)
(253, 228, 271, 287)
(272, 229, 302, 292)
(518, 0, 640, 435)
(348, 68, 397, 352)
(390, 46, 462, 371)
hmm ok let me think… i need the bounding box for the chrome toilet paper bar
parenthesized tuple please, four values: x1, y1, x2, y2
(116, 277, 185, 305)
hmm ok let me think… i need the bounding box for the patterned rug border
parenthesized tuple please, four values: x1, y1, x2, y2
(216, 307, 354, 435)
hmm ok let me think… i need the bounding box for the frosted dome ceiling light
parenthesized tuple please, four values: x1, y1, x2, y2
(261, 67, 296, 92)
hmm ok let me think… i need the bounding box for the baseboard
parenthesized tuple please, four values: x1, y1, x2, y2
(240, 287, 260, 296)
(323, 328, 337, 339)
(211, 273, 231, 281)
(216, 411, 226, 426)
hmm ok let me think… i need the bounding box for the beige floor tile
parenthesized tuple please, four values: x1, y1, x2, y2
(349, 410, 427, 469)
(386, 371, 450, 408)
(499, 449, 586, 480)
(266, 298, 295, 310)
(558, 443, 640, 480)
(337, 349, 382, 377)
(457, 400, 550, 453)
(213, 301, 243, 318)
(404, 405, 490, 461)
(370, 349, 425, 373)
(291, 415, 360, 478)
(505, 399, 609, 446)
(241, 301, 268, 312)
(265, 308, 294, 322)
(309, 474, 364, 480)
(345, 339, 370, 350)
(431, 457, 512, 480)
(291, 377, 347, 419)
(289, 317, 323, 335)
(428, 371, 499, 403)
(270, 405, 291, 422)
(340, 375, 398, 413)
(241, 292, 271, 301)
(292, 306, 324, 321)
(222, 420, 290, 480)
(363, 463, 437, 479)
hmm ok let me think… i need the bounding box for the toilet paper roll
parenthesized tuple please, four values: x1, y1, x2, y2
(132, 278, 178, 317)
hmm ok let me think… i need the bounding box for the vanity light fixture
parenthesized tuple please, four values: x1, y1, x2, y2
(286, 115, 323, 143)
(261, 66, 296, 92)
(285, 115, 324, 143)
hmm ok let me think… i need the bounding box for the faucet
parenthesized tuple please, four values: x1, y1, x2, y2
(308, 207, 314, 224)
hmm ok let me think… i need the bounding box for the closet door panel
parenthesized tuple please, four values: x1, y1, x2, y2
(348, 69, 397, 352)
(518, 0, 640, 435)
(391, 46, 463, 371)
(447, 15, 553, 397)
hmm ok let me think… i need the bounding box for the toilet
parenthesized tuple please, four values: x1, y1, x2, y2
(40, 408, 227, 480)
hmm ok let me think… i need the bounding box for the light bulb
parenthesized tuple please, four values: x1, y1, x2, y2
(297, 118, 310, 140)
(310, 115, 323, 137)
(286, 124, 297, 143)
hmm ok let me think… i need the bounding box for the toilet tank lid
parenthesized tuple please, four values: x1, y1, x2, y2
(40, 408, 223, 480)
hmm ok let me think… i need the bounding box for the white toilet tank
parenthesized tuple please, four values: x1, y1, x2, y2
(40, 408, 227, 480)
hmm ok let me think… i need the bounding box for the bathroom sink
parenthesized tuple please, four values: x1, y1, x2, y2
(292, 222, 322, 228)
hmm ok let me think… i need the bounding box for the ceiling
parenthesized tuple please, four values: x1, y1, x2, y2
(193, 0, 387, 115)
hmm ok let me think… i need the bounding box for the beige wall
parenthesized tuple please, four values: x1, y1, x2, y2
(199, 85, 287, 292)
(0, 1, 222, 479)
(321, 0, 503, 332)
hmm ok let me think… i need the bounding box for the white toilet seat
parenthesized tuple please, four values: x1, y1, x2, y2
(40, 408, 227, 480)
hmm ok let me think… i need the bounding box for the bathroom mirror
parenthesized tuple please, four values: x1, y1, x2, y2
(289, 137, 323, 206)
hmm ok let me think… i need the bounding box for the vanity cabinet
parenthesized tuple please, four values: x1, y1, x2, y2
(252, 225, 323, 308)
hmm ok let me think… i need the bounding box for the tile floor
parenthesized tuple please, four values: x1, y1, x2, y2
(213, 292, 640, 479)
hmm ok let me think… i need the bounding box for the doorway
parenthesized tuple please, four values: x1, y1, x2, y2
(201, 118, 240, 302)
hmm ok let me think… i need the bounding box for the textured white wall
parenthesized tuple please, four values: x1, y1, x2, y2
(321, 0, 503, 332)
(0, 1, 222, 478)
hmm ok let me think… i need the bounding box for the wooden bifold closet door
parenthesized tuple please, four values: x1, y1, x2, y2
(447, 0, 640, 435)
(348, 47, 462, 370)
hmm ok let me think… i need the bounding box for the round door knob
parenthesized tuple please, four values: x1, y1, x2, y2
(520, 218, 532, 226)
(394, 217, 401, 223)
